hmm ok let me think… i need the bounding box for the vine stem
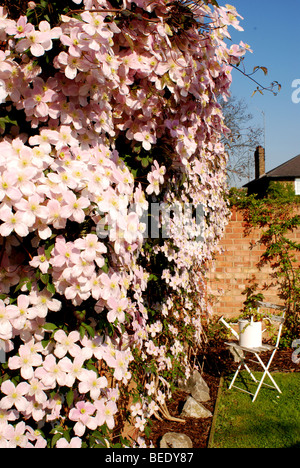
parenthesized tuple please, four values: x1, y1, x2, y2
(152, 375, 186, 423)
(230, 63, 281, 96)
(0, 238, 6, 267)
(64, 8, 161, 23)
(12, 233, 33, 261)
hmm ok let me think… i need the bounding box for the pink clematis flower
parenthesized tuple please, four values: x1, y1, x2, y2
(107, 297, 128, 324)
(94, 398, 117, 430)
(59, 356, 85, 387)
(46, 199, 67, 230)
(78, 369, 108, 400)
(152, 160, 166, 184)
(146, 172, 160, 196)
(23, 79, 56, 119)
(50, 236, 80, 269)
(27, 378, 48, 405)
(53, 330, 81, 358)
(29, 287, 61, 319)
(0, 299, 20, 340)
(60, 191, 90, 223)
(38, 21, 62, 49)
(0, 207, 32, 237)
(6, 16, 34, 38)
(29, 247, 50, 274)
(60, 27, 82, 57)
(35, 354, 66, 388)
(74, 234, 107, 263)
(6, 421, 29, 448)
(0, 380, 30, 412)
(56, 437, 82, 448)
(99, 272, 121, 300)
(15, 193, 48, 227)
(8, 343, 43, 380)
(69, 401, 97, 436)
(57, 51, 83, 80)
(16, 28, 50, 57)
(25, 397, 46, 422)
(134, 125, 157, 151)
(0, 171, 21, 202)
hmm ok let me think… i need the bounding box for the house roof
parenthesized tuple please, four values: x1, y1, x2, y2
(266, 154, 300, 178)
(244, 153, 300, 189)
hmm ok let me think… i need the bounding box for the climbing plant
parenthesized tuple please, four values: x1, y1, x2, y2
(231, 184, 300, 346)
(0, 0, 251, 448)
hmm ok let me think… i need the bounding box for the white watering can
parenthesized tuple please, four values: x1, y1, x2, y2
(220, 316, 263, 349)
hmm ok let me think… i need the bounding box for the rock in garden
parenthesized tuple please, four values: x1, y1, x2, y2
(181, 396, 212, 419)
(179, 370, 210, 403)
(160, 432, 193, 449)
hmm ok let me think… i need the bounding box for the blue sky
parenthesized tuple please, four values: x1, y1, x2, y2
(222, 0, 300, 183)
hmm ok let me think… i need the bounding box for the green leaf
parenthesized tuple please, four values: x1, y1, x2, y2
(144, 425, 152, 438)
(43, 323, 58, 331)
(0, 116, 18, 131)
(14, 277, 30, 293)
(101, 260, 109, 273)
(47, 282, 56, 294)
(92, 430, 105, 440)
(107, 323, 115, 337)
(66, 389, 74, 408)
(81, 322, 95, 338)
(51, 432, 63, 448)
(79, 324, 85, 339)
(40, 273, 49, 285)
(86, 362, 98, 372)
(41, 339, 50, 349)
(50, 425, 64, 435)
(123, 33, 135, 51)
(141, 157, 150, 168)
(149, 274, 158, 282)
(45, 243, 55, 260)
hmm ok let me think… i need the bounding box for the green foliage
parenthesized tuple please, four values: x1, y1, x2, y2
(266, 181, 298, 201)
(203, 316, 231, 344)
(232, 186, 300, 346)
(28, 0, 74, 25)
(241, 283, 265, 314)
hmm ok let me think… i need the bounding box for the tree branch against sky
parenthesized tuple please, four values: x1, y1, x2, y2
(227, 0, 299, 173)
(221, 96, 264, 187)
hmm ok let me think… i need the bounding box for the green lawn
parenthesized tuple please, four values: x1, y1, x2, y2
(210, 372, 300, 448)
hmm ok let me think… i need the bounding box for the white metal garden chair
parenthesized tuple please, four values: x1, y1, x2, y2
(224, 301, 286, 403)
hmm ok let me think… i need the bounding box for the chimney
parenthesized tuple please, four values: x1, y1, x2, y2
(255, 146, 265, 179)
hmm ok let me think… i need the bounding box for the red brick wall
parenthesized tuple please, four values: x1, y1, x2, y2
(208, 206, 300, 319)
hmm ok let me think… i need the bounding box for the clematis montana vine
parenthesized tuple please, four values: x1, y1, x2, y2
(0, 0, 249, 448)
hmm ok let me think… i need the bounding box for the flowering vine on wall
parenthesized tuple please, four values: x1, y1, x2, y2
(0, 0, 248, 448)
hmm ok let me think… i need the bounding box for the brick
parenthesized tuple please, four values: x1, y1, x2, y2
(227, 232, 244, 240)
(207, 204, 300, 319)
(220, 239, 234, 246)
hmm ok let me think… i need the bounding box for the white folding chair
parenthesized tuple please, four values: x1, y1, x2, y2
(225, 301, 286, 403)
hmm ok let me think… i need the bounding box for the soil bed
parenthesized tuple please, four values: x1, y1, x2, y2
(145, 345, 299, 448)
